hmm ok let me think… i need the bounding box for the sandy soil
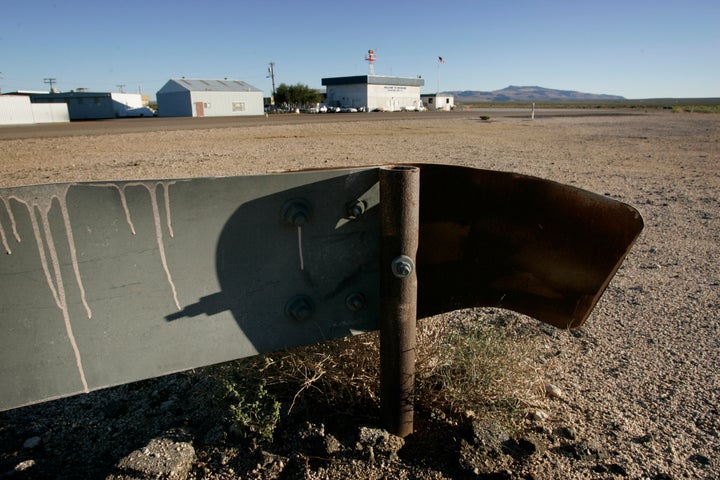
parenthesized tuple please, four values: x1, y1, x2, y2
(1, 110, 718, 479)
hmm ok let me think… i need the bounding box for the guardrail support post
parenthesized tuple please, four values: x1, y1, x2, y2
(379, 165, 420, 437)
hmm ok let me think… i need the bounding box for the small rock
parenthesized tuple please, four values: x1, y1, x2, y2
(533, 410, 549, 422)
(259, 450, 287, 469)
(23, 436, 41, 449)
(545, 383, 563, 399)
(357, 427, 404, 460)
(556, 426, 577, 440)
(324, 434, 342, 455)
(14, 459, 36, 471)
(107, 429, 195, 480)
(469, 418, 510, 457)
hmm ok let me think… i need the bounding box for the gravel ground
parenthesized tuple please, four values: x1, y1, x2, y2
(0, 110, 718, 479)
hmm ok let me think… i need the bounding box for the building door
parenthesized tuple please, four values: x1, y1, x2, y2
(195, 102, 204, 117)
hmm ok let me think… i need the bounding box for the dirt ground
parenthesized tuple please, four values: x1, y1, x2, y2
(1, 109, 719, 479)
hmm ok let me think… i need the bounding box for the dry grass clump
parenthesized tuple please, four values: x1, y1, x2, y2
(415, 309, 546, 421)
(220, 308, 546, 437)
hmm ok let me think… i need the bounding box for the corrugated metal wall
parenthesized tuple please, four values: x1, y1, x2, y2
(31, 103, 70, 123)
(0, 96, 69, 125)
(0, 96, 35, 125)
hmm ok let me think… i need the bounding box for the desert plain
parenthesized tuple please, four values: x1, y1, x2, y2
(0, 109, 718, 479)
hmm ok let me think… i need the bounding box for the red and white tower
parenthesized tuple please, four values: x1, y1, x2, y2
(365, 49, 377, 75)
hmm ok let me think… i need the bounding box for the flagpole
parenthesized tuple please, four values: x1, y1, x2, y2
(436, 56, 444, 94)
(436, 61, 440, 94)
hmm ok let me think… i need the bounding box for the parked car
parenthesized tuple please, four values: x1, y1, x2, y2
(118, 106, 157, 117)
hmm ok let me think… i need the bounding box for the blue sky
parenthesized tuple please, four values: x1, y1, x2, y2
(1, 0, 718, 99)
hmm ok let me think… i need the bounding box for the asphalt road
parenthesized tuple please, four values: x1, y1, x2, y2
(0, 108, 641, 140)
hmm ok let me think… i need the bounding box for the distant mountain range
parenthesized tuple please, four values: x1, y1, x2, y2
(446, 85, 625, 102)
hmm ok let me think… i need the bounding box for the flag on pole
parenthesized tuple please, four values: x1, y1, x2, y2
(438, 56, 445, 63)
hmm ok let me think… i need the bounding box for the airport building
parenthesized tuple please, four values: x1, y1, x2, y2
(156, 78, 264, 117)
(421, 93, 455, 111)
(29, 90, 146, 120)
(0, 95, 69, 125)
(321, 75, 425, 112)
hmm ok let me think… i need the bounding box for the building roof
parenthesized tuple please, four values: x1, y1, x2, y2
(321, 75, 425, 87)
(158, 78, 262, 94)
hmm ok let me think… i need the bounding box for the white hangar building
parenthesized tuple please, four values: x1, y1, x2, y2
(321, 75, 425, 112)
(157, 78, 264, 117)
(29, 91, 145, 120)
(0, 95, 69, 125)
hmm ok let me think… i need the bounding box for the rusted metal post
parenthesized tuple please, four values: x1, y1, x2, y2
(379, 165, 420, 437)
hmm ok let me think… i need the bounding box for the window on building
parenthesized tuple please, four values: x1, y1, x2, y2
(428, 98, 434, 104)
(203, 102, 211, 109)
(232, 102, 245, 112)
(446, 98, 450, 104)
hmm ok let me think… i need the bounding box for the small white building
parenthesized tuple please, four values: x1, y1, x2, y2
(421, 93, 455, 111)
(29, 90, 145, 120)
(0, 95, 69, 125)
(156, 78, 264, 117)
(322, 75, 425, 112)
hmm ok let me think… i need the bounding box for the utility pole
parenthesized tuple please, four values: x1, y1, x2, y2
(116, 84, 126, 93)
(267, 62, 276, 104)
(44, 77, 57, 93)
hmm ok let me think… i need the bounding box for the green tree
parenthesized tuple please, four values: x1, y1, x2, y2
(274, 83, 321, 109)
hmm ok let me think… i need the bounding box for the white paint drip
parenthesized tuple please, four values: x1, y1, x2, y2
(146, 182, 180, 309)
(1, 186, 90, 393)
(94, 181, 180, 309)
(297, 225, 305, 271)
(58, 197, 92, 319)
(1, 196, 21, 254)
(0, 223, 9, 255)
(163, 183, 174, 238)
(0, 180, 182, 392)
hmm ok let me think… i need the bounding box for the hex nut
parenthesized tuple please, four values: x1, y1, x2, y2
(391, 255, 415, 278)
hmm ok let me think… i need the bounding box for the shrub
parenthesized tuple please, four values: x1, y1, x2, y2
(225, 308, 545, 435)
(222, 371, 281, 443)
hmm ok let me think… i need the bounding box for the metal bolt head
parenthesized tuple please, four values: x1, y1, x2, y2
(391, 255, 415, 278)
(345, 292, 367, 312)
(346, 200, 366, 219)
(281, 199, 312, 226)
(285, 295, 314, 322)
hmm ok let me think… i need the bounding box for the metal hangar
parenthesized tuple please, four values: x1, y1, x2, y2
(156, 78, 264, 117)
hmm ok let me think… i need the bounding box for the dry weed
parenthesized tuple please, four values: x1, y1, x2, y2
(224, 307, 546, 431)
